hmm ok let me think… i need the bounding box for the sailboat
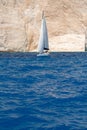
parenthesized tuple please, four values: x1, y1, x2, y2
(37, 11, 49, 56)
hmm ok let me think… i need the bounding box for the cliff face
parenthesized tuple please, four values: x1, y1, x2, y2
(0, 0, 87, 52)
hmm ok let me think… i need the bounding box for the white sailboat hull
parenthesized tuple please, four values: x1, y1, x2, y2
(37, 52, 49, 56)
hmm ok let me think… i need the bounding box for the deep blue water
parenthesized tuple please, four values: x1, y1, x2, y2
(0, 52, 87, 130)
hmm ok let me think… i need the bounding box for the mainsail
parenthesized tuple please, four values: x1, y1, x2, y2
(38, 11, 49, 54)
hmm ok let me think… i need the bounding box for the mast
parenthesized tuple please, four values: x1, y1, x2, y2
(42, 10, 44, 19)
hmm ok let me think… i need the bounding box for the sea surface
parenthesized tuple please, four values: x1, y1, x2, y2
(0, 52, 87, 130)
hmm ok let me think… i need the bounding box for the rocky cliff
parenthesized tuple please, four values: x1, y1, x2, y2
(0, 0, 87, 52)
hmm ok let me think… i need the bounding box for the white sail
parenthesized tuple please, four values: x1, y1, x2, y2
(38, 13, 49, 54)
(43, 17, 49, 50)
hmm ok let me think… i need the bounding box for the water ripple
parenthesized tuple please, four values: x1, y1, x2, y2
(0, 52, 87, 130)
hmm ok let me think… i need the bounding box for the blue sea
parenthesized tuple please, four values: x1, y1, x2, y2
(0, 52, 87, 130)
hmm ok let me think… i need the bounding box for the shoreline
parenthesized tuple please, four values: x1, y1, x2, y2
(0, 34, 85, 52)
